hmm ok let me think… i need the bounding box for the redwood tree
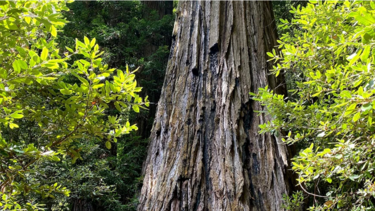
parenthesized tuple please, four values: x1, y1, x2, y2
(139, 1, 292, 210)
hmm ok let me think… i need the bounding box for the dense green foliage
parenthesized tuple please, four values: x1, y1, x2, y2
(255, 0, 375, 209)
(0, 1, 148, 210)
(45, 2, 173, 210)
(59, 1, 173, 138)
(273, 1, 307, 34)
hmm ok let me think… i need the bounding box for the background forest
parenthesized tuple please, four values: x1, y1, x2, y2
(1, 0, 374, 210)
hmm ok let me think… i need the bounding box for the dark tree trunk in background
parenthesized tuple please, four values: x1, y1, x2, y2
(135, 1, 173, 139)
(142, 0, 173, 54)
(72, 199, 94, 211)
(139, 1, 292, 211)
(143, 1, 173, 19)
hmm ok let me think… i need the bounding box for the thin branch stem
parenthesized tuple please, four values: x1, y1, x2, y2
(299, 181, 328, 198)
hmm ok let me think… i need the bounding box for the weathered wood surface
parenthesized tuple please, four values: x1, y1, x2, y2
(138, 1, 291, 210)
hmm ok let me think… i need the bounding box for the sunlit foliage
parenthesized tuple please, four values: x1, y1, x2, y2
(0, 1, 147, 209)
(254, 0, 375, 209)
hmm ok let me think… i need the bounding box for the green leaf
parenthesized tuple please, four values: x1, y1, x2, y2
(9, 123, 19, 129)
(77, 76, 89, 86)
(361, 45, 371, 62)
(17, 60, 28, 70)
(105, 81, 110, 95)
(354, 12, 375, 25)
(348, 51, 360, 65)
(72, 72, 89, 86)
(42, 61, 59, 69)
(345, 103, 357, 116)
(132, 104, 140, 113)
(275, 70, 280, 77)
(266, 52, 274, 58)
(114, 102, 122, 112)
(105, 141, 111, 149)
(90, 38, 96, 47)
(41, 47, 49, 61)
(84, 36, 90, 46)
(50, 156, 60, 162)
(76, 39, 86, 49)
(316, 70, 321, 78)
(10, 111, 23, 119)
(11, 59, 27, 75)
(92, 84, 104, 89)
(60, 89, 72, 95)
(12, 60, 21, 73)
(66, 46, 74, 53)
(51, 25, 57, 37)
(368, 116, 372, 126)
(353, 112, 361, 122)
(134, 87, 142, 92)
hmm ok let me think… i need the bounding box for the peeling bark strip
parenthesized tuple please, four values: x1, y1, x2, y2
(139, 1, 291, 210)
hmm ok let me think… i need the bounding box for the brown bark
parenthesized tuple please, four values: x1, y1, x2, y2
(138, 1, 292, 210)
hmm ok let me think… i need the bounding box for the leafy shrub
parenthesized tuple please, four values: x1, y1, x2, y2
(254, 0, 375, 209)
(0, 1, 147, 210)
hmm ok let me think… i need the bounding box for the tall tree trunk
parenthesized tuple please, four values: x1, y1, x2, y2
(139, 1, 292, 210)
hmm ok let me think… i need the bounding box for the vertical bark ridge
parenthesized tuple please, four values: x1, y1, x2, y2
(139, 1, 291, 211)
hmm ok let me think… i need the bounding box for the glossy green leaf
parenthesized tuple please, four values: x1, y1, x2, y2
(41, 47, 49, 61)
(132, 104, 139, 113)
(51, 25, 57, 37)
(105, 141, 111, 149)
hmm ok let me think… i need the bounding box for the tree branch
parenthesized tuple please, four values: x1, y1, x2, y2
(299, 181, 328, 198)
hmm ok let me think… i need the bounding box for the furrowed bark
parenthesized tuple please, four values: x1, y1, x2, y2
(139, 1, 291, 210)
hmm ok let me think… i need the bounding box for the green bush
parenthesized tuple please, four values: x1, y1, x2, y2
(0, 1, 147, 210)
(254, 0, 375, 209)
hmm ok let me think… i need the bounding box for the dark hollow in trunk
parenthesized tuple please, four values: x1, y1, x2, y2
(139, 1, 292, 210)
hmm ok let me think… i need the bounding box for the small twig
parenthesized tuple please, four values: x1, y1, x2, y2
(0, 16, 8, 21)
(50, 124, 82, 148)
(50, 82, 94, 148)
(23, 158, 37, 170)
(299, 182, 328, 198)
